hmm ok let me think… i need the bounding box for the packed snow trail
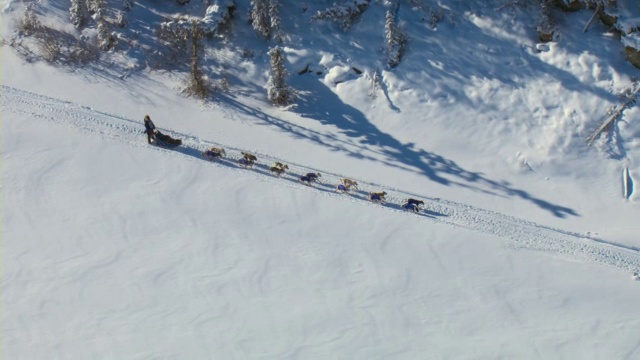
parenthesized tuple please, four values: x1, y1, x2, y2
(4, 85, 639, 275)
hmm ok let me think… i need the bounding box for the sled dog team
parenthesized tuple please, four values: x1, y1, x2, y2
(144, 116, 427, 213)
(202, 145, 427, 213)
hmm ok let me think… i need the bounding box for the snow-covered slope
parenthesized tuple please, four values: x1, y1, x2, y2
(5, 86, 640, 358)
(4, 85, 639, 271)
(3, 0, 640, 358)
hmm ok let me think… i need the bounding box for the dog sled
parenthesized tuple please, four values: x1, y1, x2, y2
(153, 131, 182, 148)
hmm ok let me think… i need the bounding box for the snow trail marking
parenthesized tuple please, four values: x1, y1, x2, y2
(4, 85, 640, 275)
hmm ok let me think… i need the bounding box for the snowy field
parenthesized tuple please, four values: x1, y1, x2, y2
(3, 0, 640, 358)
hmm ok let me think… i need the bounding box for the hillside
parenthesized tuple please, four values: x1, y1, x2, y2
(3, 0, 640, 358)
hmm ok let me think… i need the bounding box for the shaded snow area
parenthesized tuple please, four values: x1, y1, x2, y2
(3, 0, 640, 358)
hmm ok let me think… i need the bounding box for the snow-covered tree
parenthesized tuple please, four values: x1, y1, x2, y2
(201, 0, 236, 38)
(250, 0, 270, 38)
(70, 0, 87, 29)
(384, 9, 406, 68)
(123, 0, 133, 11)
(115, 10, 127, 28)
(537, 0, 553, 42)
(385, 10, 399, 67)
(92, 0, 115, 50)
(312, 0, 370, 30)
(86, 0, 99, 14)
(269, 0, 281, 42)
(267, 46, 293, 106)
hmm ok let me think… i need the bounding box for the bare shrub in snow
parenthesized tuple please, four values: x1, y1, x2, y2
(123, 0, 134, 11)
(37, 31, 62, 62)
(17, 4, 42, 36)
(68, 39, 99, 64)
(369, 68, 380, 97)
(410, 0, 424, 11)
(241, 47, 254, 59)
(184, 20, 210, 99)
(267, 46, 293, 106)
(312, 0, 370, 30)
(217, 69, 230, 92)
(427, 6, 445, 29)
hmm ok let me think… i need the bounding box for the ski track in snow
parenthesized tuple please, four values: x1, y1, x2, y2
(4, 85, 640, 275)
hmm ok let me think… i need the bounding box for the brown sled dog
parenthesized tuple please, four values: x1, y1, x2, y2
(269, 162, 289, 176)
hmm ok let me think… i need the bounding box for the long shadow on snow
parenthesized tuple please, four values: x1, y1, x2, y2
(165, 144, 450, 218)
(215, 88, 578, 219)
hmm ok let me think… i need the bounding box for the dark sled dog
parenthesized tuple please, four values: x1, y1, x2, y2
(369, 191, 387, 203)
(203, 147, 226, 160)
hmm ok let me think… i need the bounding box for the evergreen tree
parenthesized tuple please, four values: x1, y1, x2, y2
(267, 46, 292, 106)
(384, 9, 405, 68)
(269, 0, 281, 42)
(385, 10, 398, 67)
(70, 0, 87, 29)
(250, 0, 270, 38)
(93, 0, 115, 50)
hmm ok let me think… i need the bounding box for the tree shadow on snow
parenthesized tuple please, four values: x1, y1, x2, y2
(215, 84, 578, 219)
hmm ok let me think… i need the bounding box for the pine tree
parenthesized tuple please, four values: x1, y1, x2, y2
(385, 10, 398, 67)
(250, 0, 270, 38)
(70, 0, 87, 29)
(93, 0, 115, 50)
(384, 9, 406, 68)
(269, 0, 281, 42)
(267, 46, 292, 106)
